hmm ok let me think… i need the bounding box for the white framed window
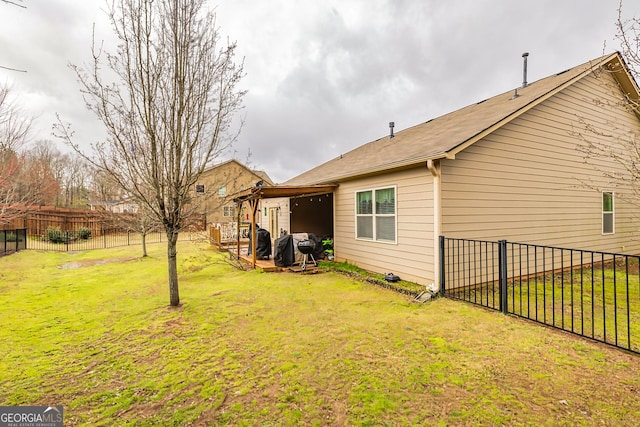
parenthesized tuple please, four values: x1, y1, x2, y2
(218, 185, 227, 197)
(602, 191, 614, 235)
(195, 184, 205, 194)
(223, 205, 235, 218)
(355, 186, 396, 243)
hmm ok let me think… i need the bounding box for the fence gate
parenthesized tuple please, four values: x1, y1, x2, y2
(1, 228, 27, 256)
(439, 236, 640, 354)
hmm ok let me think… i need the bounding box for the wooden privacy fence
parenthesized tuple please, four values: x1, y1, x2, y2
(1, 207, 206, 252)
(1, 207, 104, 236)
(26, 210, 104, 237)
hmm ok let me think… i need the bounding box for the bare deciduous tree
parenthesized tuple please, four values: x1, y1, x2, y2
(21, 151, 60, 206)
(90, 170, 161, 257)
(28, 141, 68, 207)
(58, 159, 91, 208)
(614, 1, 640, 79)
(0, 84, 34, 226)
(572, 1, 640, 210)
(55, 0, 245, 306)
(0, 85, 30, 153)
(107, 208, 161, 258)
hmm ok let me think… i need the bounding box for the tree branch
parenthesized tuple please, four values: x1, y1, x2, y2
(1, 0, 26, 9)
(0, 65, 27, 73)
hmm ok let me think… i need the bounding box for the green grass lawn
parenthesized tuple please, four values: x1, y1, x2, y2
(1, 242, 639, 426)
(449, 266, 640, 353)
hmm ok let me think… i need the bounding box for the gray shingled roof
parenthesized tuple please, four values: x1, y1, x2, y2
(285, 52, 626, 185)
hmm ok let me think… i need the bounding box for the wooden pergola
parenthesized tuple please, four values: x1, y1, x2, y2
(232, 184, 337, 268)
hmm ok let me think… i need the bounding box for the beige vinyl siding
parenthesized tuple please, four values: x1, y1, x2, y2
(334, 167, 435, 285)
(261, 198, 290, 238)
(441, 70, 640, 254)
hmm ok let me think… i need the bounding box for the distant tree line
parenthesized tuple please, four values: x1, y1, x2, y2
(0, 85, 122, 225)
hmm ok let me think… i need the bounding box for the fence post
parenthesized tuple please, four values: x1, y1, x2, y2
(439, 235, 446, 297)
(499, 240, 508, 314)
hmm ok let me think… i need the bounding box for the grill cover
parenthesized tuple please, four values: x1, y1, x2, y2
(256, 228, 272, 259)
(274, 234, 294, 267)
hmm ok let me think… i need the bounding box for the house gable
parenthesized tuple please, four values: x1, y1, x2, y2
(197, 159, 274, 226)
(199, 159, 274, 190)
(286, 52, 638, 186)
(440, 65, 640, 254)
(284, 51, 640, 287)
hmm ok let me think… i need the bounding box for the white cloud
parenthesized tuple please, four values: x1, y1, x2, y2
(0, 0, 630, 182)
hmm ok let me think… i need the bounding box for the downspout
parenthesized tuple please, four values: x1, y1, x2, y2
(427, 159, 442, 291)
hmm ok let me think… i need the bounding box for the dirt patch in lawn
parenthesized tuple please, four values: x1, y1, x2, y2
(59, 257, 138, 269)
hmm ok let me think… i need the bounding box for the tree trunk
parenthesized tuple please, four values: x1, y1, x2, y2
(55, 0, 245, 307)
(141, 231, 148, 257)
(167, 230, 180, 306)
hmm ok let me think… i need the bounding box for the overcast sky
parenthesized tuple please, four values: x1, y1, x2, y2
(1, 0, 637, 183)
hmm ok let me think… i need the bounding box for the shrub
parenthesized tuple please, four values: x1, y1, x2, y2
(77, 227, 91, 240)
(45, 226, 67, 244)
(0, 232, 17, 242)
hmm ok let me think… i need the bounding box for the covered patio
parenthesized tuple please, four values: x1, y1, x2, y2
(232, 184, 337, 269)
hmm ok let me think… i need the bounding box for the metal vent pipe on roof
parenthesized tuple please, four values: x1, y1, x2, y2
(389, 121, 395, 138)
(522, 52, 529, 88)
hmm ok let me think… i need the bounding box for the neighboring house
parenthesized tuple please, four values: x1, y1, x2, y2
(110, 197, 139, 214)
(196, 159, 273, 239)
(280, 52, 640, 287)
(89, 196, 139, 214)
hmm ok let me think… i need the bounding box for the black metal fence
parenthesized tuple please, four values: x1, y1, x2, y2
(24, 228, 205, 252)
(440, 236, 640, 354)
(0, 228, 27, 256)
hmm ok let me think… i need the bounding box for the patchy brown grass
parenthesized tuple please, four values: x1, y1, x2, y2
(0, 242, 638, 426)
